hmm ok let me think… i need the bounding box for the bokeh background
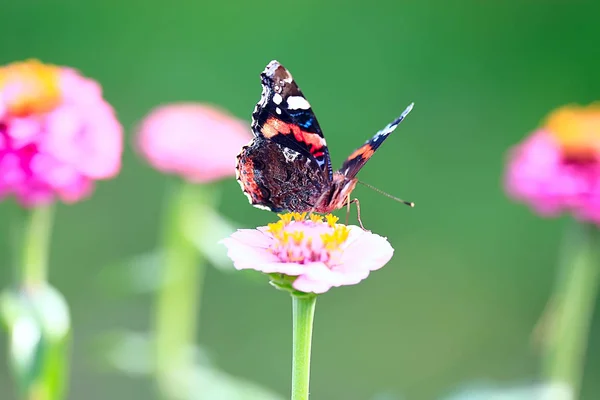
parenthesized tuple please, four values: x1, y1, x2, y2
(1, 1, 600, 399)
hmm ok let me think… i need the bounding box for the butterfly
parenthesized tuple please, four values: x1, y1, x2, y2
(236, 60, 413, 228)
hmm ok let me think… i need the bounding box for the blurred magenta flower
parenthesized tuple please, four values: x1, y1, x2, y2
(505, 104, 600, 223)
(0, 59, 123, 207)
(221, 213, 394, 294)
(136, 103, 251, 182)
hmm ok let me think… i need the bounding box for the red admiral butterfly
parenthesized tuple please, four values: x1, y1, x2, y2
(236, 60, 414, 228)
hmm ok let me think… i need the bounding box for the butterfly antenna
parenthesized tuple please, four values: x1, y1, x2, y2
(357, 180, 415, 207)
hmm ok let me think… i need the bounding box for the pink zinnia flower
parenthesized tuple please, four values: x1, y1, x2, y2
(221, 213, 394, 294)
(0, 59, 123, 207)
(136, 103, 251, 183)
(505, 104, 600, 223)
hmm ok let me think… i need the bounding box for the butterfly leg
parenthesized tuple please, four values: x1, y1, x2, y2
(345, 194, 351, 225)
(349, 198, 369, 231)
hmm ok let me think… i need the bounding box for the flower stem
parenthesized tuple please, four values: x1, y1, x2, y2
(7, 204, 71, 400)
(291, 294, 317, 400)
(21, 205, 54, 286)
(543, 222, 600, 396)
(154, 181, 214, 398)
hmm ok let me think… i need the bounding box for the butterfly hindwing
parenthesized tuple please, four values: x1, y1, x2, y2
(340, 103, 414, 179)
(251, 60, 333, 179)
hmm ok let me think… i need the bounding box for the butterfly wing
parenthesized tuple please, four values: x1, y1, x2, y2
(251, 60, 333, 180)
(340, 103, 414, 179)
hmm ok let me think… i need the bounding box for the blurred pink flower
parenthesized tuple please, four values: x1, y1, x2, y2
(221, 213, 394, 294)
(505, 104, 600, 223)
(0, 59, 123, 207)
(136, 103, 252, 183)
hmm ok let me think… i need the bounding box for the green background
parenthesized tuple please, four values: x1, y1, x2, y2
(1, 1, 600, 399)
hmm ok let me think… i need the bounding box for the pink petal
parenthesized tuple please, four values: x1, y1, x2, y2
(0, 153, 26, 186)
(7, 117, 41, 147)
(135, 103, 252, 183)
(228, 229, 272, 248)
(221, 237, 280, 270)
(254, 262, 306, 275)
(337, 228, 394, 273)
(299, 262, 339, 282)
(292, 275, 334, 294)
(57, 177, 93, 203)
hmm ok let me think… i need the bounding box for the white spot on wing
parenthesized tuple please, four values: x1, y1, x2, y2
(402, 102, 415, 117)
(276, 107, 282, 114)
(252, 85, 270, 129)
(371, 102, 415, 142)
(373, 124, 395, 142)
(238, 177, 247, 194)
(287, 96, 311, 110)
(257, 86, 269, 109)
(238, 173, 273, 212)
(282, 147, 301, 162)
(273, 93, 283, 105)
(252, 203, 273, 211)
(264, 60, 281, 76)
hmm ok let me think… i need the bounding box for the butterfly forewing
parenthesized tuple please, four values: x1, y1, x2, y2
(251, 60, 333, 180)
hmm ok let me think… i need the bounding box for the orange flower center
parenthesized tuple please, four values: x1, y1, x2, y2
(545, 104, 600, 160)
(0, 59, 61, 117)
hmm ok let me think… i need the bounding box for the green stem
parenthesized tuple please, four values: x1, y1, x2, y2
(10, 205, 68, 400)
(154, 182, 214, 398)
(21, 205, 54, 286)
(291, 294, 317, 400)
(543, 222, 600, 396)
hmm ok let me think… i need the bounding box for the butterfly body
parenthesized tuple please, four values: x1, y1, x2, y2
(236, 60, 413, 218)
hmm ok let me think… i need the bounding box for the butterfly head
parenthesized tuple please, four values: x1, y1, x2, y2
(314, 172, 358, 212)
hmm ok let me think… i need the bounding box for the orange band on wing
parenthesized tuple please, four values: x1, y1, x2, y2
(347, 144, 375, 162)
(262, 117, 290, 138)
(263, 117, 325, 156)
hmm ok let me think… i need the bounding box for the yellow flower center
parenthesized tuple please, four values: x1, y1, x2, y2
(545, 104, 600, 160)
(266, 213, 350, 263)
(0, 59, 61, 117)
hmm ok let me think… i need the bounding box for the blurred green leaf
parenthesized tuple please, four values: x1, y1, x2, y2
(0, 285, 71, 400)
(185, 364, 284, 400)
(94, 330, 283, 400)
(97, 251, 165, 295)
(442, 382, 573, 400)
(93, 330, 157, 376)
(370, 392, 404, 400)
(96, 207, 265, 296)
(184, 206, 238, 273)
